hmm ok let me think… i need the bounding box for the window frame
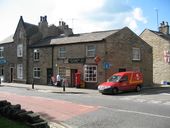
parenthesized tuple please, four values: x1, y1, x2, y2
(34, 49, 40, 61)
(0, 47, 4, 58)
(84, 65, 97, 82)
(58, 67, 66, 78)
(132, 48, 141, 61)
(33, 67, 40, 79)
(86, 45, 96, 57)
(17, 44, 23, 57)
(58, 47, 66, 58)
(17, 64, 23, 79)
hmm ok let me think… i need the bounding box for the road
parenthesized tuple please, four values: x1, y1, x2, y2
(0, 85, 170, 128)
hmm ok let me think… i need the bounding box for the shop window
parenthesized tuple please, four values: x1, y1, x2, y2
(86, 45, 96, 57)
(17, 64, 23, 79)
(17, 44, 23, 57)
(34, 49, 40, 61)
(0, 47, 4, 58)
(132, 48, 141, 61)
(58, 47, 66, 58)
(33, 67, 40, 78)
(84, 65, 97, 82)
(58, 67, 66, 78)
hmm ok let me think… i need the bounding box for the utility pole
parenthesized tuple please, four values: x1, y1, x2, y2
(155, 8, 159, 30)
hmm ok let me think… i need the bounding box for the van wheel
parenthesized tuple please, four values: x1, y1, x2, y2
(112, 88, 118, 94)
(136, 85, 141, 92)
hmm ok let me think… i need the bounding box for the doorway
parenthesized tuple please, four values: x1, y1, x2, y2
(71, 69, 78, 87)
(47, 68, 53, 85)
(10, 67, 14, 82)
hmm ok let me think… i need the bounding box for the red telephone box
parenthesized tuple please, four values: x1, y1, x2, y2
(75, 71, 81, 88)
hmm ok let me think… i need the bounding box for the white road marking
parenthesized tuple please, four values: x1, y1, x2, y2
(148, 100, 162, 104)
(134, 99, 146, 103)
(103, 106, 170, 119)
(163, 102, 170, 105)
(116, 109, 170, 119)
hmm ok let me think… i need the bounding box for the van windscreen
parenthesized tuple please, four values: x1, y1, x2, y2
(107, 75, 121, 82)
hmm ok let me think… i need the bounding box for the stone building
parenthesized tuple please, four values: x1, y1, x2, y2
(0, 16, 153, 88)
(140, 21, 170, 86)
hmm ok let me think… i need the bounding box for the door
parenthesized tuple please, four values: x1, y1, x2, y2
(47, 68, 53, 85)
(10, 67, 14, 82)
(119, 75, 129, 91)
(71, 69, 78, 87)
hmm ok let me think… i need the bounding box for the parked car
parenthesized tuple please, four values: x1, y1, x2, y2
(98, 71, 143, 94)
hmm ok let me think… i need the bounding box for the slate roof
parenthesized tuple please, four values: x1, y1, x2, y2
(30, 29, 120, 48)
(150, 30, 170, 41)
(51, 29, 119, 45)
(24, 22, 39, 38)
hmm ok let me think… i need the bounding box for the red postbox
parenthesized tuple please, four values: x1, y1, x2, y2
(75, 71, 81, 88)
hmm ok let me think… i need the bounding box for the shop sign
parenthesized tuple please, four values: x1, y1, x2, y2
(94, 55, 101, 64)
(0, 58, 7, 64)
(164, 50, 170, 63)
(68, 58, 86, 63)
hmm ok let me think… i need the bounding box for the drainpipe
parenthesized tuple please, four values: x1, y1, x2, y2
(52, 45, 54, 74)
(103, 39, 107, 81)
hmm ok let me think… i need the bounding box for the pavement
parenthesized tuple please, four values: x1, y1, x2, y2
(1, 82, 99, 95)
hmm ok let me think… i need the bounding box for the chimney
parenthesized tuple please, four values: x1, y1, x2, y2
(159, 21, 169, 35)
(38, 15, 48, 38)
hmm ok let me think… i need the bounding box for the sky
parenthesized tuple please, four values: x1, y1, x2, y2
(0, 0, 170, 41)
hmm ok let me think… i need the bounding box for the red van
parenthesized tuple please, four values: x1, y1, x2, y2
(98, 71, 143, 94)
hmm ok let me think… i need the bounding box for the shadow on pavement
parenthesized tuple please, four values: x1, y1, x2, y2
(115, 87, 170, 96)
(52, 91, 88, 94)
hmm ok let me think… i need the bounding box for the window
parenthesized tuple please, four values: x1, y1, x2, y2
(132, 48, 141, 61)
(33, 67, 40, 78)
(17, 64, 23, 79)
(0, 67, 4, 76)
(58, 67, 66, 78)
(58, 47, 66, 58)
(34, 49, 40, 61)
(86, 45, 96, 57)
(84, 65, 97, 82)
(0, 47, 4, 58)
(120, 76, 128, 82)
(17, 44, 23, 57)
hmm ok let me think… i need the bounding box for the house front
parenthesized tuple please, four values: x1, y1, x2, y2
(0, 16, 153, 88)
(140, 21, 170, 86)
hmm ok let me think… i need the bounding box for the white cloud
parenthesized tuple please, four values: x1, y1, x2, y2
(133, 8, 147, 23)
(0, 0, 147, 41)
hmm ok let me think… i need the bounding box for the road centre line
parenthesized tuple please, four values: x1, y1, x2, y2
(102, 107, 170, 119)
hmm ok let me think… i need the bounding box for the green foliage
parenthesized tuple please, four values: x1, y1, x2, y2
(0, 116, 30, 128)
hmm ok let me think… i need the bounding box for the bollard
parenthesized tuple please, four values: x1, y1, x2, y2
(32, 81, 34, 89)
(62, 78, 66, 92)
(63, 84, 65, 92)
